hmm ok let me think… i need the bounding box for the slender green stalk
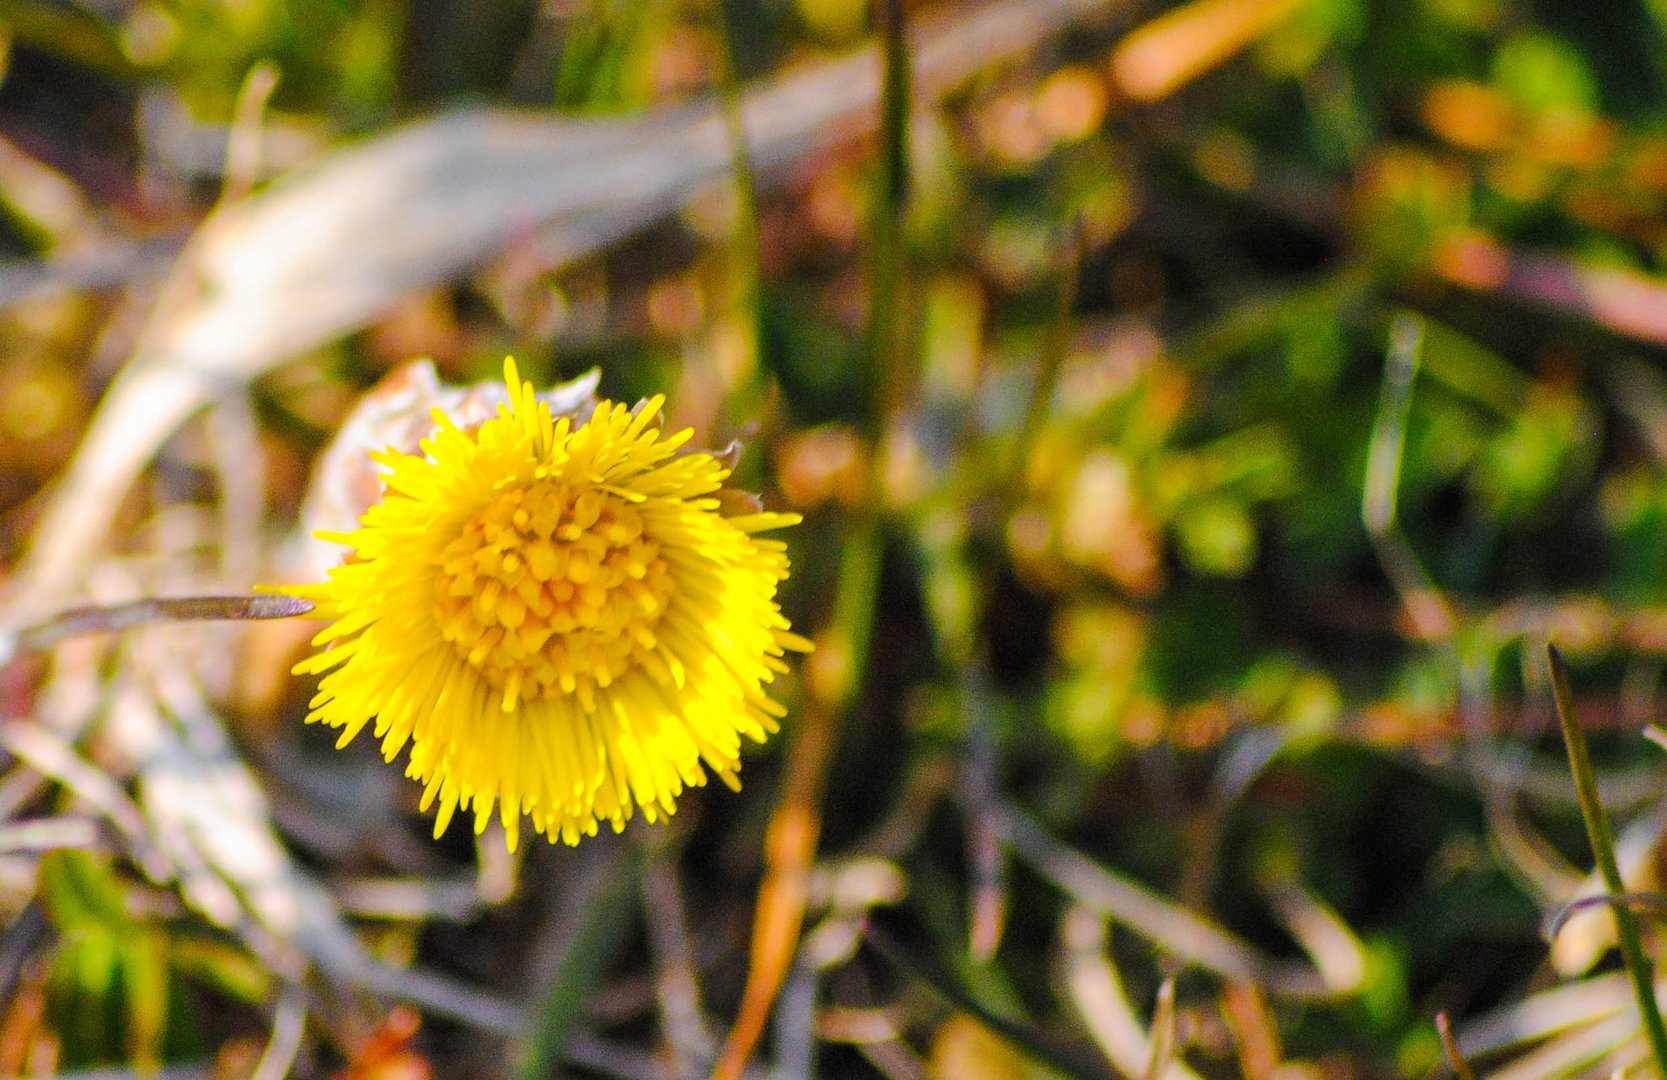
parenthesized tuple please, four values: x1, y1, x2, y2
(1546, 643, 1667, 1079)
(1362, 312, 1455, 642)
(864, 0, 911, 436)
(708, 14, 912, 1075)
(515, 847, 633, 1080)
(829, 0, 913, 701)
(707, 0, 765, 385)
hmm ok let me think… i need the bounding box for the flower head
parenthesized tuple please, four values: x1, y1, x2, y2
(280, 359, 808, 849)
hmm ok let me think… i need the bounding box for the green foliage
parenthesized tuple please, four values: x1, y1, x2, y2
(41, 851, 163, 1070)
(1493, 31, 1598, 116)
(39, 852, 268, 1071)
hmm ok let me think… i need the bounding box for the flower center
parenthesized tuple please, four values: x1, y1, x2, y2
(432, 480, 672, 710)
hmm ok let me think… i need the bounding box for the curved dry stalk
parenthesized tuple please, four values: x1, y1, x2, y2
(1548, 799, 1667, 976)
(249, 984, 306, 1080)
(1061, 907, 1203, 1080)
(1547, 891, 1667, 943)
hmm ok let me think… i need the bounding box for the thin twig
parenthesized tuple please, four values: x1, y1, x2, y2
(1547, 643, 1667, 1079)
(1060, 907, 1203, 1080)
(7, 594, 313, 660)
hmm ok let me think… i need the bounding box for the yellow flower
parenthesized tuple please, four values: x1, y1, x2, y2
(278, 359, 809, 849)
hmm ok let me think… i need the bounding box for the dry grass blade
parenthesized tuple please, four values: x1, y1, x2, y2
(117, 655, 518, 1032)
(1140, 978, 1179, 1080)
(1486, 786, 1588, 910)
(0, 720, 170, 881)
(1457, 972, 1630, 1058)
(220, 63, 281, 207)
(1436, 235, 1667, 349)
(9, 0, 1127, 611)
(1262, 884, 1366, 996)
(639, 843, 715, 1077)
(1061, 907, 1203, 1080)
(1483, 1009, 1640, 1080)
(1219, 982, 1281, 1080)
(999, 805, 1342, 998)
(0, 134, 99, 250)
(965, 668, 1007, 963)
(249, 985, 307, 1080)
(0, 817, 101, 854)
